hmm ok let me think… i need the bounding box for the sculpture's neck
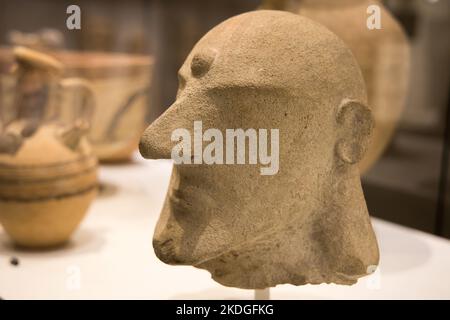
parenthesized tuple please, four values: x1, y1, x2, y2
(196, 167, 378, 289)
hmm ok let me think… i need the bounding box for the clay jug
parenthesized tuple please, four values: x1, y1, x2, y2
(0, 47, 98, 248)
(0, 45, 153, 162)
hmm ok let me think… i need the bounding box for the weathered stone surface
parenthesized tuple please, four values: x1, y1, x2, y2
(262, 0, 411, 173)
(140, 10, 379, 289)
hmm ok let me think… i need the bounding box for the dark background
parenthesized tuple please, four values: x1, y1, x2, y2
(0, 0, 449, 238)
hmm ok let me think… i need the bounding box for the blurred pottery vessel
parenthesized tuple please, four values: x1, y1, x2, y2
(56, 51, 153, 162)
(0, 124, 97, 247)
(0, 47, 98, 248)
(0, 48, 153, 162)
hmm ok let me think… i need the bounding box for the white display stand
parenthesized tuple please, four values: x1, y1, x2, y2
(0, 154, 450, 299)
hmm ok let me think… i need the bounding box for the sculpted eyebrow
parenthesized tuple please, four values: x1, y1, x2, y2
(205, 84, 287, 96)
(177, 73, 187, 90)
(178, 72, 186, 82)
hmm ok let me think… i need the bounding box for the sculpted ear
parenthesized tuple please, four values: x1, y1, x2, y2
(335, 99, 374, 165)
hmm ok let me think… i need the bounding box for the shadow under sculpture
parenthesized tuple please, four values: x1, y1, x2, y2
(140, 10, 379, 289)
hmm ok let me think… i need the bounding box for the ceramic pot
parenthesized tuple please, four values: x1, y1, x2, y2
(56, 51, 153, 162)
(0, 48, 98, 248)
(0, 124, 97, 247)
(0, 47, 95, 133)
(0, 48, 153, 162)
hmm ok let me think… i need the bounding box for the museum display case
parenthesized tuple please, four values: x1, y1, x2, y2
(0, 0, 448, 301)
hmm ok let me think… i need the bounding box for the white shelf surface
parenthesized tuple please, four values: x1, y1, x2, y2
(1, 155, 449, 300)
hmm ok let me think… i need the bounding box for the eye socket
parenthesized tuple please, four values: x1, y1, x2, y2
(190, 49, 216, 77)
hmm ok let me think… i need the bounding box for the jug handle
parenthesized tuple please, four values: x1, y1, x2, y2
(59, 77, 95, 128)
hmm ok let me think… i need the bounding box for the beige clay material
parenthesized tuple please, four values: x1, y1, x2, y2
(0, 125, 97, 248)
(0, 48, 98, 248)
(0, 47, 95, 136)
(0, 188, 96, 248)
(262, 0, 411, 173)
(0, 48, 153, 162)
(140, 11, 379, 289)
(53, 51, 153, 162)
(0, 124, 98, 248)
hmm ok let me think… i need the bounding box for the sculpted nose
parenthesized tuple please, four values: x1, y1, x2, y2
(140, 98, 194, 160)
(139, 105, 178, 160)
(139, 128, 171, 160)
(139, 121, 172, 160)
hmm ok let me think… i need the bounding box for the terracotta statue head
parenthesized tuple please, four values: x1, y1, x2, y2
(140, 10, 379, 289)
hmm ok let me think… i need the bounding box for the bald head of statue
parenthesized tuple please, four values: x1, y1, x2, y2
(140, 10, 379, 289)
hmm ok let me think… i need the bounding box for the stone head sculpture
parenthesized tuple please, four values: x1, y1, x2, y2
(140, 10, 379, 289)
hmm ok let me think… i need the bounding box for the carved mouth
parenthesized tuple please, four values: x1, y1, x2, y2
(153, 238, 184, 265)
